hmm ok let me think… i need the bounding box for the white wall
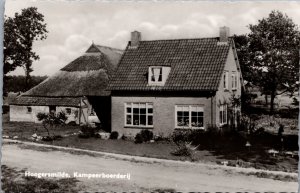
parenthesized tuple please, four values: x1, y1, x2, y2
(10, 105, 49, 123)
(10, 105, 80, 123)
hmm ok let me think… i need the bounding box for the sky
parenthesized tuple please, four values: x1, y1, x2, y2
(5, 0, 300, 76)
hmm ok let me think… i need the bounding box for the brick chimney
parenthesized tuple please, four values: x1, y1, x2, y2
(219, 26, 230, 43)
(131, 31, 141, 47)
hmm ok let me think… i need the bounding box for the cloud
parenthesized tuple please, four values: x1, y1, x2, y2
(6, 1, 300, 76)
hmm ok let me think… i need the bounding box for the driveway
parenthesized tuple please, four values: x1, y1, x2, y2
(1, 143, 298, 192)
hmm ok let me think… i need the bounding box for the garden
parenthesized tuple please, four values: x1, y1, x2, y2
(2, 106, 298, 174)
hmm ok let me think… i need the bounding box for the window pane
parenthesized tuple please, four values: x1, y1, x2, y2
(198, 112, 203, 117)
(220, 111, 223, 123)
(177, 116, 184, 126)
(191, 116, 197, 127)
(126, 115, 132, 125)
(148, 108, 153, 114)
(191, 111, 197, 117)
(147, 116, 153, 126)
(177, 111, 182, 117)
(126, 107, 131, 113)
(183, 111, 189, 117)
(133, 115, 139, 125)
(198, 117, 204, 127)
(184, 116, 189, 126)
(140, 108, 146, 114)
(133, 108, 139, 114)
(140, 115, 146, 125)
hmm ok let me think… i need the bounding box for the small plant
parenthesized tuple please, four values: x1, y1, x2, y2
(134, 130, 154, 143)
(110, 131, 119, 139)
(121, 135, 127, 140)
(171, 142, 198, 157)
(134, 133, 143, 144)
(140, 129, 153, 142)
(36, 112, 67, 140)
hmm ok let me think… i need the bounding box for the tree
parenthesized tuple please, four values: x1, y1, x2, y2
(4, 7, 48, 89)
(247, 10, 300, 113)
(36, 112, 67, 137)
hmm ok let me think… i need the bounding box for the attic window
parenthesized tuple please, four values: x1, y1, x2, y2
(150, 67, 162, 83)
(148, 66, 171, 86)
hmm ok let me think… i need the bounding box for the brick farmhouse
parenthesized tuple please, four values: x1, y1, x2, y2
(109, 27, 242, 137)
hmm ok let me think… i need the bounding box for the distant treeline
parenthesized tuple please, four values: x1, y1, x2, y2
(4, 75, 48, 95)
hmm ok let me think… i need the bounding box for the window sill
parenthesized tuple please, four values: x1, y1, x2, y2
(147, 83, 165, 86)
(124, 126, 154, 129)
(175, 127, 204, 130)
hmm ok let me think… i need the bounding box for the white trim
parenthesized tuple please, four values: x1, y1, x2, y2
(223, 71, 229, 90)
(124, 102, 153, 128)
(175, 105, 204, 129)
(232, 71, 238, 90)
(219, 104, 227, 125)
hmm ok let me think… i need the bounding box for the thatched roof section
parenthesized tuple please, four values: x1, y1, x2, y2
(10, 96, 81, 107)
(23, 44, 123, 97)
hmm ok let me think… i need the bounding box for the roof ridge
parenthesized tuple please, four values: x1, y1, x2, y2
(139, 37, 219, 42)
(96, 44, 123, 52)
(136, 36, 234, 42)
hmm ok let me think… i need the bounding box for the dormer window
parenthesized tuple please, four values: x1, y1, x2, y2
(148, 66, 171, 86)
(150, 67, 162, 83)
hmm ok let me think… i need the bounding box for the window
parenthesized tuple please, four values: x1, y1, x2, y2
(223, 71, 229, 90)
(125, 103, 153, 127)
(150, 67, 162, 83)
(27, 107, 32, 113)
(219, 104, 227, 125)
(175, 105, 204, 129)
(232, 72, 238, 90)
(49, 106, 56, 114)
(66, 108, 71, 115)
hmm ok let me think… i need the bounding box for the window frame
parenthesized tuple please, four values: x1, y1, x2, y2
(149, 67, 163, 84)
(219, 104, 228, 125)
(66, 108, 72, 115)
(223, 71, 229, 90)
(232, 72, 238, 90)
(124, 102, 153, 128)
(175, 105, 204, 129)
(27, 106, 32, 114)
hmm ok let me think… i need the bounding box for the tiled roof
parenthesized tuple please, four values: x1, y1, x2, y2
(109, 37, 232, 91)
(10, 96, 81, 107)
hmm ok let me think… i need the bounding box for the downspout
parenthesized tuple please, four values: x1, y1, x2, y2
(211, 94, 214, 127)
(79, 97, 82, 125)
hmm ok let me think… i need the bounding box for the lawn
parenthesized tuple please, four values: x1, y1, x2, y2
(2, 114, 298, 173)
(1, 165, 82, 193)
(2, 114, 80, 139)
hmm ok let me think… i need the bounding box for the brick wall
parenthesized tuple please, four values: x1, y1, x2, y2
(111, 96, 213, 137)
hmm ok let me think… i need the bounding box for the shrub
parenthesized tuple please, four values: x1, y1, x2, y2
(121, 135, 127, 140)
(134, 133, 143, 144)
(171, 129, 191, 145)
(171, 145, 192, 157)
(36, 112, 67, 137)
(134, 130, 154, 143)
(140, 129, 153, 142)
(110, 131, 119, 139)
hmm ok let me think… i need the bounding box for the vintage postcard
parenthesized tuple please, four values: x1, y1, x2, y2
(2, 0, 299, 192)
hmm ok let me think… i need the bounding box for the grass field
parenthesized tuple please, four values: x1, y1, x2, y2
(1, 165, 82, 193)
(2, 113, 298, 173)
